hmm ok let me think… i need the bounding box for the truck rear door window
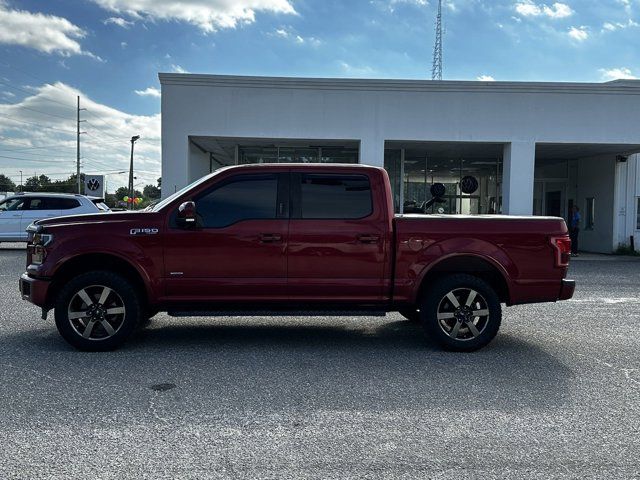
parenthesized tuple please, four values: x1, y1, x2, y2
(299, 174, 372, 219)
(196, 174, 278, 228)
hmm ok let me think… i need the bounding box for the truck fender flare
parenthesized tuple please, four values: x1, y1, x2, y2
(411, 240, 515, 304)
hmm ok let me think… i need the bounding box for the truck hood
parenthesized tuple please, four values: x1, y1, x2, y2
(34, 211, 156, 228)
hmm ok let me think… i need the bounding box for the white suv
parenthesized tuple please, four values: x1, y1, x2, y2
(0, 193, 110, 243)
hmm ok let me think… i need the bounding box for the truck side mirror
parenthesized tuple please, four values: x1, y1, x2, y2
(176, 201, 197, 228)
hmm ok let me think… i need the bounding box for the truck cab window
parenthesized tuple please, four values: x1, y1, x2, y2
(195, 174, 278, 228)
(299, 174, 372, 219)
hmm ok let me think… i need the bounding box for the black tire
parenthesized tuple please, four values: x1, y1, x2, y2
(420, 274, 501, 352)
(398, 308, 421, 323)
(54, 270, 143, 351)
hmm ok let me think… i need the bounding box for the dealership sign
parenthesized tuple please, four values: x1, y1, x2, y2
(84, 175, 105, 197)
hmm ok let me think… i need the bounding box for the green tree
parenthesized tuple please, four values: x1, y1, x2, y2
(114, 186, 129, 200)
(143, 184, 161, 199)
(23, 174, 52, 192)
(0, 174, 17, 192)
(24, 176, 40, 191)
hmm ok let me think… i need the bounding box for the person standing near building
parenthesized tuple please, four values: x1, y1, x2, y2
(569, 205, 581, 256)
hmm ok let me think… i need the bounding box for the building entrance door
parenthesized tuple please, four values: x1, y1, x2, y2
(545, 191, 562, 217)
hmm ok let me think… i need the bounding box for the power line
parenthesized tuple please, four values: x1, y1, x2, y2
(0, 154, 75, 164)
(0, 79, 76, 112)
(4, 102, 73, 121)
(0, 113, 76, 134)
(0, 143, 74, 152)
(84, 119, 126, 143)
(0, 148, 76, 159)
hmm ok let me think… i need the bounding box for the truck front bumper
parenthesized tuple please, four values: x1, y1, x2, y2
(19, 273, 50, 309)
(559, 279, 575, 301)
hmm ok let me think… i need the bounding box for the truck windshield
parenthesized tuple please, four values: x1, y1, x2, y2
(151, 171, 219, 212)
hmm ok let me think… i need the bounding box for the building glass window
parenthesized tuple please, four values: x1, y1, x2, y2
(636, 198, 640, 230)
(585, 197, 595, 230)
(239, 146, 358, 165)
(383, 148, 502, 215)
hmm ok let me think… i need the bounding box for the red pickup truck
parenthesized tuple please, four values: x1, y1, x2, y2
(20, 164, 574, 352)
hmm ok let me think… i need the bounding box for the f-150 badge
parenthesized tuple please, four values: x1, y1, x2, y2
(130, 228, 159, 235)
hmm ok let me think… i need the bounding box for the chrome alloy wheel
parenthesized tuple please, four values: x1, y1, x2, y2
(67, 285, 126, 341)
(436, 288, 490, 341)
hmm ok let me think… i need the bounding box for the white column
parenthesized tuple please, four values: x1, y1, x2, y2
(188, 140, 210, 183)
(502, 142, 535, 215)
(359, 138, 385, 167)
(613, 158, 629, 249)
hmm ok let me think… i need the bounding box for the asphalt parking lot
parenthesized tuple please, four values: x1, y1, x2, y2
(0, 245, 638, 479)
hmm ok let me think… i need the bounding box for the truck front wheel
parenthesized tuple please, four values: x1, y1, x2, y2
(54, 271, 143, 351)
(420, 274, 502, 352)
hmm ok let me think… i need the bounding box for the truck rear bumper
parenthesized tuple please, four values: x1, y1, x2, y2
(559, 279, 575, 301)
(19, 273, 50, 308)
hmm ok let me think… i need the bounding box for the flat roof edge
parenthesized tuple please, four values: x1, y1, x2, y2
(158, 73, 640, 95)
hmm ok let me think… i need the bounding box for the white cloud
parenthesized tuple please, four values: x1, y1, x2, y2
(477, 75, 495, 81)
(171, 64, 189, 73)
(599, 67, 638, 81)
(339, 61, 375, 77)
(390, 0, 428, 6)
(0, 82, 160, 188)
(134, 86, 161, 98)
(0, 3, 93, 57)
(103, 16, 134, 28)
(274, 28, 289, 38)
(568, 25, 588, 41)
(90, 0, 296, 32)
(272, 27, 322, 46)
(515, 1, 573, 19)
(382, 0, 428, 13)
(602, 18, 639, 32)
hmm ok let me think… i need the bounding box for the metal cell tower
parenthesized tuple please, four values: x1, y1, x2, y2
(431, 0, 443, 80)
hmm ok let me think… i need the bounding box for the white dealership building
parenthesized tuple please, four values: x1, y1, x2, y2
(159, 73, 640, 254)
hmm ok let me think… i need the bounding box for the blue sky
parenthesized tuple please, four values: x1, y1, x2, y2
(0, 0, 638, 189)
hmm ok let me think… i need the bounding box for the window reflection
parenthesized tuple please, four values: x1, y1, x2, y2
(384, 147, 502, 215)
(238, 146, 358, 164)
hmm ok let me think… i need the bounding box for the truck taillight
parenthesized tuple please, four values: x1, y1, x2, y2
(551, 236, 571, 267)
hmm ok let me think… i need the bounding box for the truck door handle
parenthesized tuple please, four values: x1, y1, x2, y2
(260, 233, 282, 243)
(357, 234, 380, 244)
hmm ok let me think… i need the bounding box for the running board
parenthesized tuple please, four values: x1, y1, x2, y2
(168, 310, 387, 318)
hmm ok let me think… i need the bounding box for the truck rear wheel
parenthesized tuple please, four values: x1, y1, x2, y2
(54, 271, 143, 351)
(420, 274, 501, 352)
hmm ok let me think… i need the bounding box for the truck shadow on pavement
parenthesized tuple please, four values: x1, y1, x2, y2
(3, 316, 573, 413)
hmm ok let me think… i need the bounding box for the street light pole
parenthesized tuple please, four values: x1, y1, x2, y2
(128, 135, 140, 209)
(19, 170, 22, 192)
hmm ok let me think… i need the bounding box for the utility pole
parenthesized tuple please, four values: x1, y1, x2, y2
(128, 135, 140, 209)
(19, 170, 22, 192)
(431, 0, 443, 81)
(76, 96, 87, 194)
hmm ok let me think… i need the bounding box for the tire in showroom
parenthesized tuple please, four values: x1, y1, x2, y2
(54, 270, 143, 351)
(420, 274, 502, 352)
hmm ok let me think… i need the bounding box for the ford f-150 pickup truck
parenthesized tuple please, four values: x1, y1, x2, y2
(20, 164, 575, 352)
